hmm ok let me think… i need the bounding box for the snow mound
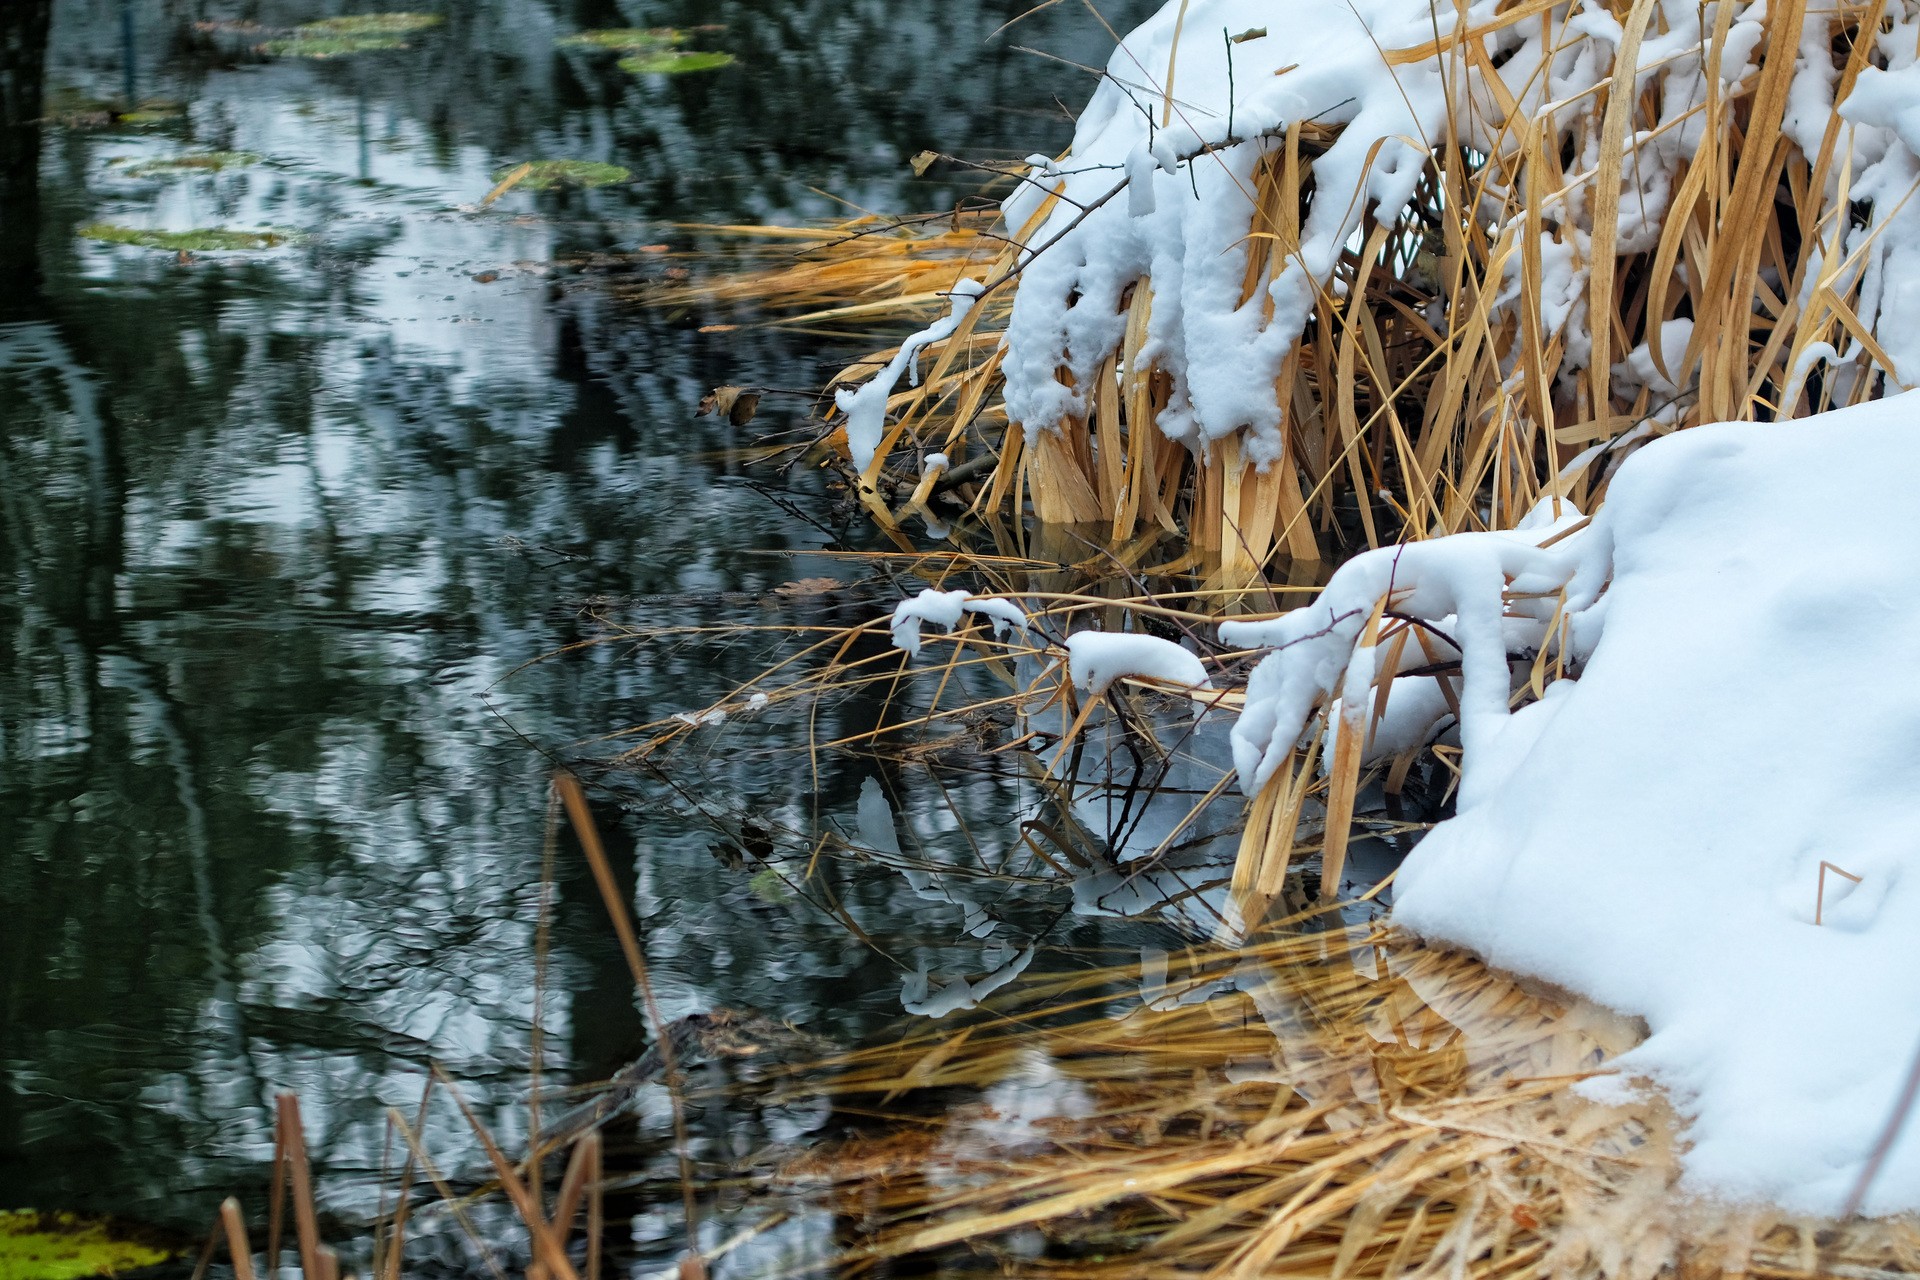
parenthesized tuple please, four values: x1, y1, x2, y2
(1225, 391, 1920, 1214)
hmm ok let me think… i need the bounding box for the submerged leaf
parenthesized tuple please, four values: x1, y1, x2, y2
(261, 13, 441, 57)
(292, 13, 442, 34)
(78, 223, 291, 251)
(0, 1210, 173, 1280)
(618, 50, 734, 75)
(489, 159, 631, 191)
(119, 150, 261, 175)
(556, 27, 689, 51)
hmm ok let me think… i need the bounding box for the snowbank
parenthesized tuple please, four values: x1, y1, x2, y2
(1225, 391, 1920, 1214)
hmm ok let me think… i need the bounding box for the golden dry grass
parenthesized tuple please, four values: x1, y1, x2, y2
(771, 925, 1920, 1279)
(660, 0, 1896, 585)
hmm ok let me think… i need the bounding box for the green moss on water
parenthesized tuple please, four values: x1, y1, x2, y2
(0, 1211, 173, 1280)
(618, 50, 735, 75)
(491, 159, 630, 190)
(262, 13, 442, 57)
(557, 27, 688, 51)
(78, 224, 291, 251)
(120, 150, 261, 176)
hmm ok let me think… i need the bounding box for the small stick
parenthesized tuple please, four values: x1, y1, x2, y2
(1816, 860, 1863, 926)
(1840, 1033, 1920, 1218)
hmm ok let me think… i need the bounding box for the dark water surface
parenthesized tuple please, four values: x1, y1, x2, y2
(0, 0, 1164, 1259)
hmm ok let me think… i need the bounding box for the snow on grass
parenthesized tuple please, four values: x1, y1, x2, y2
(1065, 630, 1211, 696)
(1225, 391, 1920, 1214)
(835, 280, 982, 475)
(994, 0, 1920, 460)
(889, 586, 1028, 657)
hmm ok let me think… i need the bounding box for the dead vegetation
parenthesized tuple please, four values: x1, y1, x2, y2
(656, 0, 1902, 586)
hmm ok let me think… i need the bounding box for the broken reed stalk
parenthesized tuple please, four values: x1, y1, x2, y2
(675, 0, 1894, 584)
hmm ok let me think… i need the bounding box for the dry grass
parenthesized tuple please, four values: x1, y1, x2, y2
(659, 0, 1895, 583)
(767, 925, 1920, 1279)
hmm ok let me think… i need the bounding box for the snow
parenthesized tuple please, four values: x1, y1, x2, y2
(1221, 391, 1920, 1214)
(1064, 630, 1212, 696)
(833, 280, 983, 474)
(999, 0, 1920, 459)
(888, 587, 1029, 656)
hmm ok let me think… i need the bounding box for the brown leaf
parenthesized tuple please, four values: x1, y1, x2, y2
(698, 384, 761, 426)
(910, 150, 939, 177)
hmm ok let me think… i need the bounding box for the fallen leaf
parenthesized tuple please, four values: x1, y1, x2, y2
(910, 150, 939, 176)
(697, 385, 762, 426)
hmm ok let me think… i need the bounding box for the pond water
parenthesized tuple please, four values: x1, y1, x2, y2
(2, 0, 1186, 1250)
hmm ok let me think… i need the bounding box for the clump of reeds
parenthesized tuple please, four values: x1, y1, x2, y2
(770, 923, 1920, 1278)
(668, 0, 1899, 579)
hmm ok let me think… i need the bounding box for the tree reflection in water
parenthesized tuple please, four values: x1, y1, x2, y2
(0, 0, 1155, 1267)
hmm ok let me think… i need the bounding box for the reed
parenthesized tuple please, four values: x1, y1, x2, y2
(668, 0, 1896, 581)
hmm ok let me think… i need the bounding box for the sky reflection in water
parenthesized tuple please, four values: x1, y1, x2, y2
(1, 0, 1174, 1262)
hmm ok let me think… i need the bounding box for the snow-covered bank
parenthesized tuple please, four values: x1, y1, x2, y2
(1227, 392, 1920, 1214)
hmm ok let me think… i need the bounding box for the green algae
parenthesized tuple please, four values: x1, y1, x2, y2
(78, 224, 293, 251)
(618, 50, 735, 75)
(0, 1211, 173, 1280)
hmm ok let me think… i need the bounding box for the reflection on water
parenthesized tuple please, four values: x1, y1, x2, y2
(0, 0, 1158, 1253)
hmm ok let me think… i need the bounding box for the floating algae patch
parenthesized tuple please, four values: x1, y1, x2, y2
(619, 50, 735, 75)
(490, 160, 630, 190)
(556, 27, 689, 51)
(118, 150, 261, 176)
(0, 1211, 172, 1280)
(78, 224, 291, 251)
(261, 13, 442, 57)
